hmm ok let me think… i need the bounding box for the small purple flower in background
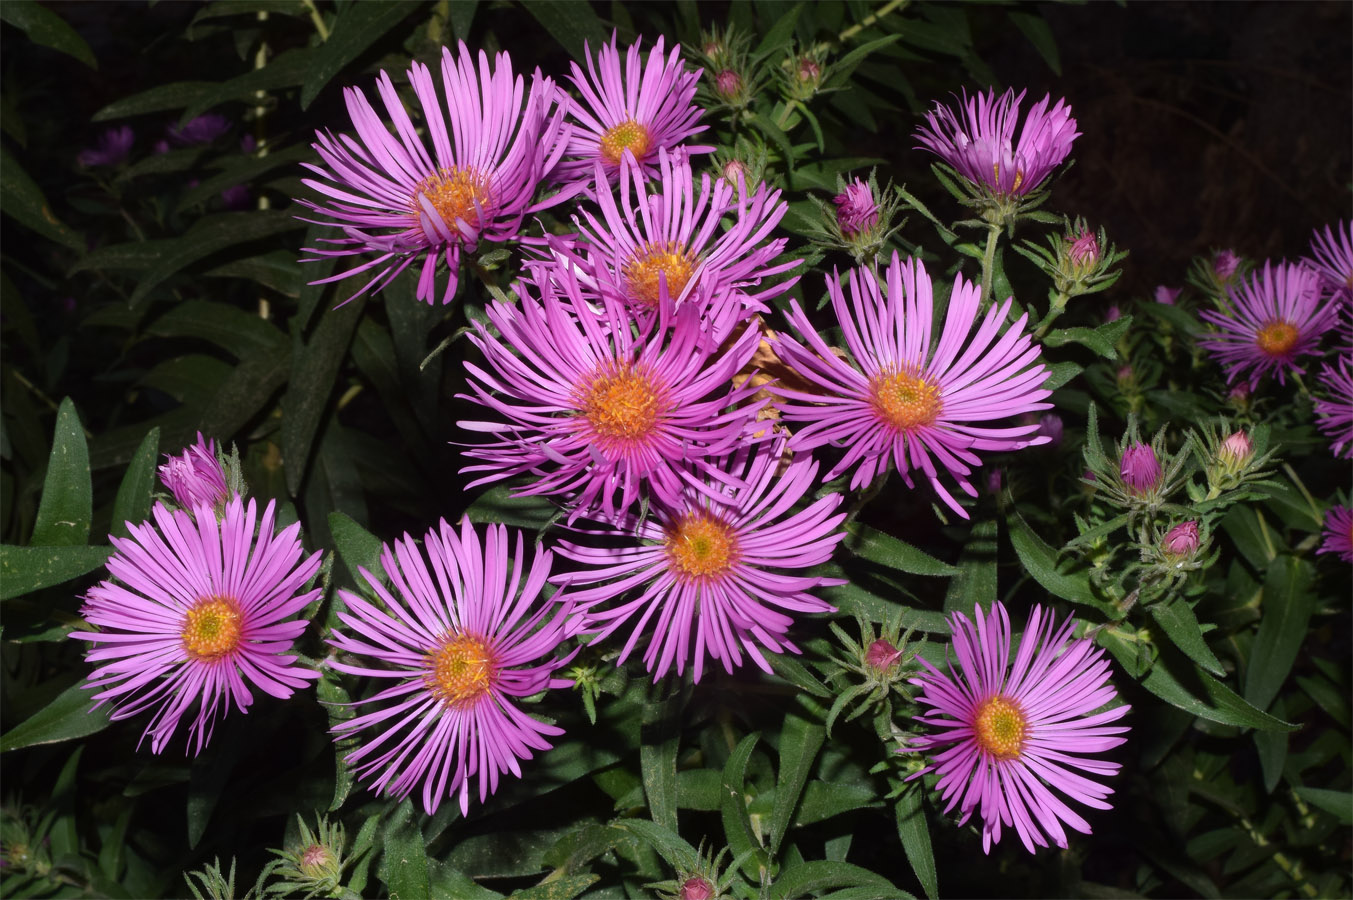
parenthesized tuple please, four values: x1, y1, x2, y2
(910, 601, 1129, 854)
(158, 432, 230, 513)
(299, 43, 571, 306)
(833, 179, 879, 238)
(555, 441, 845, 682)
(772, 252, 1051, 518)
(1162, 520, 1200, 558)
(1199, 261, 1338, 388)
(1105, 305, 1121, 323)
(1213, 249, 1241, 282)
(1317, 505, 1353, 562)
(327, 520, 577, 815)
(1119, 442, 1161, 495)
(71, 498, 322, 754)
(1314, 356, 1353, 458)
(1154, 285, 1181, 305)
(556, 34, 710, 185)
(914, 88, 1078, 198)
(169, 113, 230, 146)
(220, 184, 251, 211)
(77, 125, 134, 167)
(240, 133, 258, 154)
(153, 139, 170, 155)
(1037, 412, 1064, 449)
(1307, 220, 1353, 303)
(986, 468, 1003, 494)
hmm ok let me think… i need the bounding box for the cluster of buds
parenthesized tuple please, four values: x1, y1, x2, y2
(1015, 216, 1126, 310)
(693, 23, 756, 112)
(803, 169, 908, 264)
(0, 806, 50, 881)
(710, 137, 773, 193)
(156, 432, 245, 518)
(824, 614, 917, 741)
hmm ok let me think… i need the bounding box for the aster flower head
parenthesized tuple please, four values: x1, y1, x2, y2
(1308, 220, 1353, 303)
(1198, 260, 1338, 389)
(555, 34, 710, 186)
(77, 125, 134, 167)
(327, 519, 578, 815)
(158, 432, 231, 514)
(458, 263, 767, 521)
(1016, 217, 1125, 302)
(1314, 355, 1353, 458)
(910, 601, 1130, 854)
(771, 252, 1052, 519)
(1318, 504, 1353, 563)
(71, 498, 322, 755)
(299, 42, 571, 306)
(555, 440, 846, 682)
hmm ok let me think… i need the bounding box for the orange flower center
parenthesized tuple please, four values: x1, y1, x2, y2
(870, 367, 943, 431)
(666, 511, 739, 580)
(623, 242, 699, 308)
(412, 166, 492, 237)
(426, 633, 497, 709)
(599, 118, 651, 167)
(182, 596, 243, 661)
(579, 362, 667, 443)
(973, 695, 1027, 760)
(1255, 319, 1299, 357)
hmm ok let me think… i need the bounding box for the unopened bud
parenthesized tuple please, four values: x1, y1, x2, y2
(797, 58, 820, 83)
(158, 432, 229, 513)
(832, 179, 878, 238)
(1214, 249, 1240, 281)
(1069, 229, 1099, 268)
(865, 639, 903, 672)
(1162, 521, 1200, 558)
(1218, 431, 1253, 467)
(1154, 285, 1181, 305)
(299, 844, 336, 880)
(1037, 412, 1064, 449)
(680, 875, 715, 900)
(715, 69, 743, 102)
(1120, 442, 1161, 496)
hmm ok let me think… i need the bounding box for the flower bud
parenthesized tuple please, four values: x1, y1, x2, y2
(1214, 249, 1240, 281)
(865, 639, 903, 672)
(1162, 520, 1200, 559)
(1119, 442, 1161, 495)
(1218, 430, 1253, 467)
(1105, 305, 1121, 323)
(714, 69, 745, 105)
(1069, 229, 1100, 269)
(1154, 285, 1181, 305)
(158, 433, 229, 513)
(298, 844, 337, 880)
(832, 179, 879, 238)
(680, 875, 715, 900)
(1037, 412, 1064, 449)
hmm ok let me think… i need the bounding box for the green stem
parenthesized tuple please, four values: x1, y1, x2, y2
(979, 221, 1001, 310)
(1033, 292, 1069, 339)
(302, 0, 330, 41)
(775, 98, 800, 130)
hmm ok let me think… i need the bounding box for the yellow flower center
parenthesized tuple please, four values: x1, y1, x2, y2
(1255, 319, 1299, 357)
(666, 511, 739, 580)
(623, 241, 699, 308)
(599, 118, 651, 167)
(579, 362, 667, 443)
(426, 633, 497, 709)
(870, 367, 943, 431)
(973, 695, 1027, 760)
(412, 166, 492, 237)
(182, 596, 243, 661)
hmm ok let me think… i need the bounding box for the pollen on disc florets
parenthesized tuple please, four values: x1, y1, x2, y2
(666, 511, 740, 580)
(870, 367, 943, 432)
(1255, 319, 1299, 357)
(578, 362, 670, 445)
(973, 695, 1027, 760)
(412, 166, 493, 237)
(623, 241, 700, 308)
(182, 596, 243, 661)
(426, 633, 498, 709)
(599, 118, 652, 167)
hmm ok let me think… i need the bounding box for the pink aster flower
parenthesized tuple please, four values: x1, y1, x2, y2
(1315, 356, 1353, 458)
(833, 179, 879, 238)
(1307, 221, 1352, 302)
(1198, 261, 1338, 388)
(557, 149, 797, 338)
(554, 441, 845, 682)
(1318, 505, 1353, 563)
(458, 264, 766, 520)
(71, 498, 322, 754)
(914, 88, 1078, 198)
(158, 432, 230, 513)
(910, 601, 1130, 854)
(299, 43, 571, 306)
(327, 520, 577, 815)
(555, 34, 711, 185)
(770, 252, 1052, 518)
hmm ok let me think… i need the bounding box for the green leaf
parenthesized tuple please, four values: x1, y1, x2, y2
(92, 82, 214, 121)
(796, 780, 879, 826)
(110, 428, 160, 538)
(179, 144, 311, 209)
(942, 518, 997, 614)
(506, 874, 600, 900)
(1293, 787, 1353, 824)
(845, 523, 956, 576)
(1006, 510, 1113, 614)
(148, 299, 287, 359)
(895, 784, 938, 900)
(1253, 697, 1287, 794)
(187, 727, 243, 848)
(0, 0, 96, 67)
(751, 3, 801, 60)
(1150, 598, 1225, 677)
(675, 768, 722, 811)
(721, 733, 765, 881)
(1243, 555, 1316, 711)
(282, 295, 365, 495)
(1041, 317, 1133, 359)
(300, 1, 420, 109)
(640, 690, 682, 834)
(1007, 10, 1061, 75)
(379, 801, 429, 900)
(427, 860, 503, 900)
(465, 483, 561, 532)
(1043, 360, 1083, 391)
(0, 681, 111, 753)
(206, 251, 303, 298)
(181, 47, 316, 121)
(769, 653, 832, 698)
(768, 714, 824, 856)
(772, 861, 901, 899)
(198, 345, 291, 439)
(31, 398, 92, 547)
(0, 545, 110, 601)
(615, 819, 699, 874)
(521, 0, 607, 61)
(329, 511, 386, 585)
(0, 146, 85, 252)
(823, 35, 903, 91)
(1139, 643, 1298, 733)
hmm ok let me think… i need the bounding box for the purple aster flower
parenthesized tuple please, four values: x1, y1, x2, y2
(910, 601, 1129, 854)
(1318, 505, 1353, 563)
(169, 114, 231, 146)
(70, 498, 322, 754)
(914, 88, 1078, 198)
(77, 125, 134, 167)
(556, 148, 797, 339)
(458, 264, 766, 520)
(158, 432, 230, 513)
(1198, 261, 1338, 388)
(554, 440, 845, 682)
(770, 252, 1052, 518)
(833, 178, 879, 238)
(327, 519, 577, 815)
(1308, 220, 1353, 303)
(555, 34, 711, 185)
(299, 43, 572, 306)
(1154, 285, 1181, 306)
(1119, 442, 1161, 496)
(1315, 356, 1353, 458)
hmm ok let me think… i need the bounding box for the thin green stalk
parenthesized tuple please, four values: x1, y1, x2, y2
(302, 0, 330, 41)
(979, 221, 1001, 310)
